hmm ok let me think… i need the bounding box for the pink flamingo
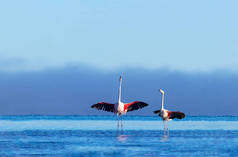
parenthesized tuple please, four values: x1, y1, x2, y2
(91, 76, 149, 128)
(154, 89, 185, 134)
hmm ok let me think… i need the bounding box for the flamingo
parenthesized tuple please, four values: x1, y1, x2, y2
(154, 89, 185, 134)
(91, 76, 149, 128)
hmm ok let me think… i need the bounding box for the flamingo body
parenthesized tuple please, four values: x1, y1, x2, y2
(118, 101, 125, 114)
(155, 109, 185, 121)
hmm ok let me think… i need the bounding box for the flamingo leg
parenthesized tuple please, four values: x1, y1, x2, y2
(166, 121, 169, 136)
(117, 114, 119, 128)
(163, 120, 166, 134)
(167, 121, 169, 131)
(121, 114, 123, 128)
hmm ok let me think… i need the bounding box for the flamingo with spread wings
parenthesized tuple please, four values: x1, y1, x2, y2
(154, 89, 185, 134)
(91, 76, 149, 128)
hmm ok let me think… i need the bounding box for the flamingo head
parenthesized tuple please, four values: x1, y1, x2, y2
(160, 89, 164, 94)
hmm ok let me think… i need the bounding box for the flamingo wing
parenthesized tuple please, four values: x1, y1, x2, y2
(125, 101, 149, 112)
(91, 102, 115, 113)
(168, 111, 185, 119)
(153, 110, 161, 114)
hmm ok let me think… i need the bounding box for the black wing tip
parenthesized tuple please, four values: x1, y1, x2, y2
(179, 112, 185, 118)
(90, 102, 115, 113)
(181, 113, 185, 119)
(173, 112, 185, 119)
(140, 102, 149, 108)
(91, 104, 100, 110)
(134, 101, 149, 107)
(139, 101, 149, 106)
(91, 103, 99, 108)
(153, 110, 160, 114)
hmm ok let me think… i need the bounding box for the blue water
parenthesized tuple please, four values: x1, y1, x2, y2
(0, 116, 237, 156)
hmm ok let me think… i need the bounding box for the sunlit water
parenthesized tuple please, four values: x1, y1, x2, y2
(0, 116, 237, 156)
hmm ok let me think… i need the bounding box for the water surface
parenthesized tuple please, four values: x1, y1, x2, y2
(0, 116, 237, 156)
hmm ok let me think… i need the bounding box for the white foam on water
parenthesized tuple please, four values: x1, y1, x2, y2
(0, 120, 237, 131)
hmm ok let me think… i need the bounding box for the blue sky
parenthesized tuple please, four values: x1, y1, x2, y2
(0, 0, 237, 72)
(0, 1, 238, 115)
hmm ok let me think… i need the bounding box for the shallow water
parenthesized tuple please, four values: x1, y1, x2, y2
(0, 116, 237, 156)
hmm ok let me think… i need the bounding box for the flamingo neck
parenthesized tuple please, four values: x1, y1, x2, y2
(118, 77, 122, 103)
(161, 93, 164, 110)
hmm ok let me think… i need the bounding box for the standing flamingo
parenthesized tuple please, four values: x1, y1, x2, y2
(91, 76, 149, 128)
(154, 89, 185, 134)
